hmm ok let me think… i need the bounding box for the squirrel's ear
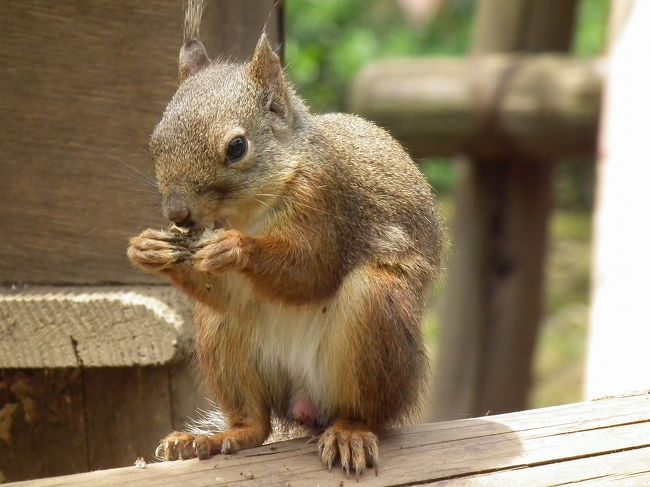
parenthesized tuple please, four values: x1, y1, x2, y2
(179, 39, 210, 83)
(249, 33, 290, 120)
(249, 33, 282, 87)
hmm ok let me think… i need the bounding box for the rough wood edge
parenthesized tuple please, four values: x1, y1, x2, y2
(0, 285, 193, 368)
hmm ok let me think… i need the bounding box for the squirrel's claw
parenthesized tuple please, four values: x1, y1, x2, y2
(155, 428, 264, 462)
(317, 423, 379, 479)
(193, 229, 248, 273)
(127, 228, 191, 273)
(306, 434, 320, 445)
(156, 432, 217, 461)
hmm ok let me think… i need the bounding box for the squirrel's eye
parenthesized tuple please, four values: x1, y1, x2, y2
(225, 136, 248, 164)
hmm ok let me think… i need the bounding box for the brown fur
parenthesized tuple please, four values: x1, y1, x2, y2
(127, 0, 444, 478)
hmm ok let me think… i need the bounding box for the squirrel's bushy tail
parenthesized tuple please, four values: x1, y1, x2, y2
(184, 0, 206, 43)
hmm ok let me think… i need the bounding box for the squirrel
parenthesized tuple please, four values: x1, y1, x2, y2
(127, 0, 444, 479)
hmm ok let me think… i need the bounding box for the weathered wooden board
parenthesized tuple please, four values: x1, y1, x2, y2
(0, 370, 87, 483)
(431, 447, 650, 486)
(9, 392, 650, 486)
(0, 0, 281, 285)
(169, 361, 210, 432)
(0, 286, 193, 368)
(83, 367, 174, 470)
(0, 365, 211, 483)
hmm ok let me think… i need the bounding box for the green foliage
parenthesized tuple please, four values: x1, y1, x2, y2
(533, 209, 593, 407)
(555, 160, 596, 212)
(286, 0, 474, 113)
(421, 159, 456, 196)
(574, 0, 611, 57)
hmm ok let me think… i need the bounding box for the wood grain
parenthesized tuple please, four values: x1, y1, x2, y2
(83, 367, 174, 470)
(0, 286, 193, 367)
(168, 361, 211, 432)
(0, 0, 280, 285)
(8, 391, 650, 486)
(0, 362, 210, 483)
(0, 370, 87, 482)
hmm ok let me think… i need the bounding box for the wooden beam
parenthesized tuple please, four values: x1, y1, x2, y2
(0, 0, 281, 285)
(433, 0, 580, 420)
(10, 391, 650, 486)
(352, 55, 602, 159)
(0, 286, 193, 368)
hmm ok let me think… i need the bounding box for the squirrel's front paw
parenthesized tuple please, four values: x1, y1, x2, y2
(127, 228, 191, 273)
(193, 229, 249, 273)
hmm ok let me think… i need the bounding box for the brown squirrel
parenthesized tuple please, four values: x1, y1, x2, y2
(127, 0, 443, 479)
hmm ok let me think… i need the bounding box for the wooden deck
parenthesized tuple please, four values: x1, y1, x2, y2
(10, 391, 650, 486)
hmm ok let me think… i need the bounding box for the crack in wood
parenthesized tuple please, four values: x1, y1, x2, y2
(547, 473, 617, 486)
(532, 418, 650, 439)
(69, 335, 84, 368)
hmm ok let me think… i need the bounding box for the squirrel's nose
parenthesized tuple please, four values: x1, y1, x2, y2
(164, 206, 193, 228)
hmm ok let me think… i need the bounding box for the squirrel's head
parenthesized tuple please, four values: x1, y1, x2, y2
(150, 32, 307, 232)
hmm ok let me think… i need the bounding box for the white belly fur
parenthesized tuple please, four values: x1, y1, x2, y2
(222, 273, 331, 405)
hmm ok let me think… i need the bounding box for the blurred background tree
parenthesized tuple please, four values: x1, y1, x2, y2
(286, 0, 610, 409)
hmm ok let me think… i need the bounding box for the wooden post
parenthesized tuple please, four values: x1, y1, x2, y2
(586, 0, 650, 398)
(435, 0, 579, 419)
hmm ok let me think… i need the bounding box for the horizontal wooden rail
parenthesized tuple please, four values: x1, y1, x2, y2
(12, 391, 650, 486)
(351, 55, 604, 159)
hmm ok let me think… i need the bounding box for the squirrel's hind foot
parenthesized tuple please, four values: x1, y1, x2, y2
(318, 420, 379, 480)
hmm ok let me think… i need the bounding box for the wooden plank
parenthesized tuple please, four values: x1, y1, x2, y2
(0, 364, 208, 482)
(168, 361, 211, 432)
(352, 55, 602, 160)
(0, 370, 87, 482)
(0, 0, 280, 285)
(8, 392, 650, 486)
(0, 286, 193, 367)
(83, 367, 174, 470)
(434, 0, 579, 420)
(429, 447, 650, 486)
